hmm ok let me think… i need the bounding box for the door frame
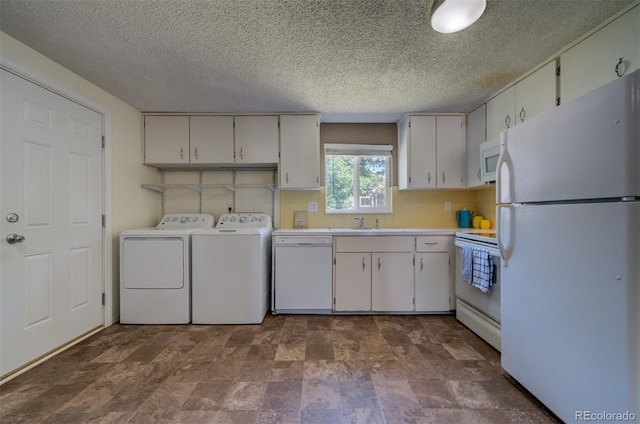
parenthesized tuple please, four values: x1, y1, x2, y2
(0, 62, 113, 330)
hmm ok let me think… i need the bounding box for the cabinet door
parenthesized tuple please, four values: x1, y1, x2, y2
(561, 6, 640, 103)
(279, 115, 320, 189)
(408, 115, 436, 188)
(235, 115, 279, 163)
(334, 253, 371, 311)
(190, 116, 234, 164)
(436, 116, 465, 188)
(466, 104, 486, 188)
(515, 61, 557, 125)
(486, 86, 515, 140)
(144, 116, 189, 164)
(415, 252, 450, 312)
(371, 253, 414, 311)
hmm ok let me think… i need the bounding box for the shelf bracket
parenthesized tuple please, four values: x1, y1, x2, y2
(141, 184, 165, 193)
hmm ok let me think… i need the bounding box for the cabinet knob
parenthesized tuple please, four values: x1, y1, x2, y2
(519, 107, 526, 123)
(427, 172, 431, 184)
(194, 147, 198, 160)
(362, 257, 366, 271)
(286, 172, 289, 184)
(442, 172, 445, 185)
(180, 147, 184, 160)
(477, 168, 481, 181)
(505, 114, 511, 129)
(239, 147, 244, 160)
(420, 258, 424, 271)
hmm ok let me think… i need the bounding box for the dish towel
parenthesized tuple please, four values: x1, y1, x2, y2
(472, 247, 494, 293)
(461, 246, 473, 283)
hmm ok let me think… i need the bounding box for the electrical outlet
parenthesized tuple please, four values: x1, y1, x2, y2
(444, 201, 451, 211)
(308, 202, 318, 212)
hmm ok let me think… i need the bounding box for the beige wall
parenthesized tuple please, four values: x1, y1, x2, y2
(0, 32, 158, 324)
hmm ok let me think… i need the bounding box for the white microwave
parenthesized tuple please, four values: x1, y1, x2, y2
(480, 137, 500, 182)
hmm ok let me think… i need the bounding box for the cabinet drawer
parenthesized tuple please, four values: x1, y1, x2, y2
(415, 236, 449, 252)
(335, 236, 413, 252)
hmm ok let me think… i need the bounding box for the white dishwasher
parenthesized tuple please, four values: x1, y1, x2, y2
(273, 235, 333, 314)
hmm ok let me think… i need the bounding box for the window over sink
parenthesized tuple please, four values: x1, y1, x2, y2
(324, 144, 392, 214)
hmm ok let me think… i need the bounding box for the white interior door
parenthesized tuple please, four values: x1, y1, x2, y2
(1, 70, 104, 377)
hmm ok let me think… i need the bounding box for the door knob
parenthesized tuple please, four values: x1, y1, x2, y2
(6, 234, 26, 244)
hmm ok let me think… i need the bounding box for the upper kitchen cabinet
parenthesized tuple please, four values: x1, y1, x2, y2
(398, 114, 465, 190)
(279, 114, 320, 190)
(514, 61, 558, 125)
(486, 86, 515, 140)
(190, 116, 235, 164)
(234, 115, 280, 164)
(144, 116, 190, 165)
(560, 5, 640, 104)
(486, 61, 557, 140)
(436, 115, 466, 189)
(466, 104, 486, 188)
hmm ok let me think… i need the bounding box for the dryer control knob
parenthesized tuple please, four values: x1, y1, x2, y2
(239, 216, 247, 223)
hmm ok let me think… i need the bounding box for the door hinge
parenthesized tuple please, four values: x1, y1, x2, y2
(556, 66, 561, 76)
(101, 135, 105, 148)
(101, 293, 106, 305)
(102, 214, 106, 227)
(333, 258, 336, 265)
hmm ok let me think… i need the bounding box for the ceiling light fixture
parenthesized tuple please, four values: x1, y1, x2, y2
(430, 0, 487, 34)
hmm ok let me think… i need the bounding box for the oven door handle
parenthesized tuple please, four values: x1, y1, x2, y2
(454, 240, 501, 258)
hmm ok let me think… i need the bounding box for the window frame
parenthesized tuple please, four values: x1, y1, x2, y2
(324, 144, 393, 215)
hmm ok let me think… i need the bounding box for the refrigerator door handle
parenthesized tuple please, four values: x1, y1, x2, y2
(497, 205, 513, 267)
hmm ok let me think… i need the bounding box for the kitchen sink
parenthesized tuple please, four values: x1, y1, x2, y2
(329, 228, 407, 233)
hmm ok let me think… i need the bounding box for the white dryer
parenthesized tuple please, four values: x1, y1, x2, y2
(192, 213, 272, 324)
(120, 214, 214, 324)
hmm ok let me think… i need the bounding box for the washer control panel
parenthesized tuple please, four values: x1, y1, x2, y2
(157, 214, 215, 229)
(216, 213, 272, 229)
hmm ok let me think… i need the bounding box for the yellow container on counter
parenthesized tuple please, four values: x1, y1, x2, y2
(480, 219, 491, 229)
(472, 215, 484, 228)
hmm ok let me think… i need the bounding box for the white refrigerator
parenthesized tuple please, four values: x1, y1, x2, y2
(497, 69, 639, 422)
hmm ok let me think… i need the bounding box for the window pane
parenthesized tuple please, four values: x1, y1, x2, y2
(325, 155, 354, 211)
(358, 157, 387, 208)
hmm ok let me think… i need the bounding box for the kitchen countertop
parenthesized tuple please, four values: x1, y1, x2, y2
(273, 228, 496, 237)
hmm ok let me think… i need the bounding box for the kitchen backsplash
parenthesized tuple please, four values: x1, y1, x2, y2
(280, 186, 496, 229)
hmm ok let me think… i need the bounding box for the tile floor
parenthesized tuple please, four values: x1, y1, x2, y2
(0, 314, 559, 423)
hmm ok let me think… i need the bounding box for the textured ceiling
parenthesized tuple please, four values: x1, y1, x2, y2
(0, 0, 636, 122)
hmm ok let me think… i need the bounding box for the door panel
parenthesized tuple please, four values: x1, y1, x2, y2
(1, 70, 104, 377)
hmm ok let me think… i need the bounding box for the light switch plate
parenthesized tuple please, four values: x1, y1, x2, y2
(444, 202, 451, 211)
(308, 202, 318, 212)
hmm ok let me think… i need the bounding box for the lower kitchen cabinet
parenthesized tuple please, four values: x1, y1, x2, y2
(334, 253, 371, 311)
(372, 252, 415, 311)
(415, 236, 452, 312)
(334, 236, 415, 312)
(415, 252, 450, 311)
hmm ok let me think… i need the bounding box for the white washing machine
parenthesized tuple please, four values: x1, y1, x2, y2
(119, 214, 214, 324)
(192, 213, 272, 324)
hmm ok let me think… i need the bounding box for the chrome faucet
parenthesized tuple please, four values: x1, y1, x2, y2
(354, 217, 365, 229)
